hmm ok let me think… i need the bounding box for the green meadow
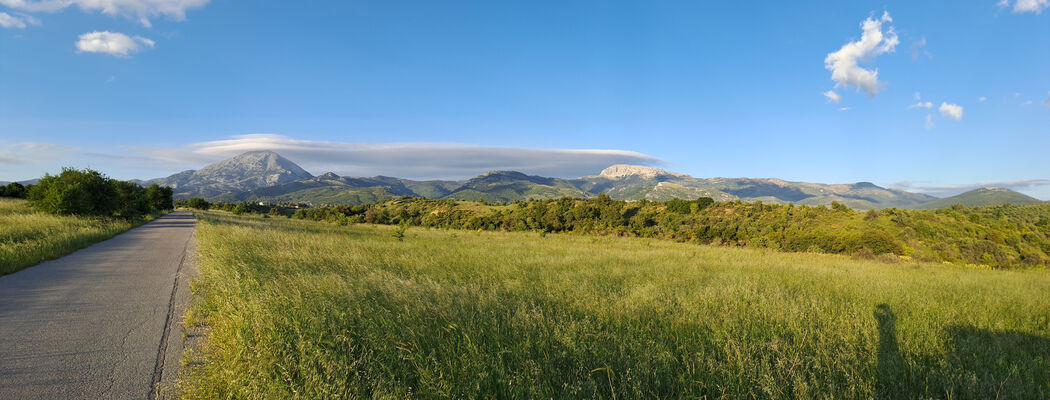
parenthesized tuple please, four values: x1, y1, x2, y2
(181, 212, 1050, 399)
(0, 198, 153, 275)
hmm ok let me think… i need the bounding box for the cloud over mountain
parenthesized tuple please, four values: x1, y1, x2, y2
(132, 134, 664, 180)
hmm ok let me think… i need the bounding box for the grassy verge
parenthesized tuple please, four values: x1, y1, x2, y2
(0, 198, 160, 275)
(182, 212, 1050, 399)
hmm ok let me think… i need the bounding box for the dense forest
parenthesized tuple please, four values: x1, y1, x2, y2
(264, 195, 1050, 269)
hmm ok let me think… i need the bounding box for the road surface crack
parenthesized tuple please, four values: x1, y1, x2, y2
(150, 225, 193, 399)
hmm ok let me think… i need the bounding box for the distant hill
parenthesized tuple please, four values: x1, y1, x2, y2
(138, 151, 980, 209)
(145, 151, 313, 198)
(915, 188, 1043, 209)
(569, 165, 936, 208)
(443, 171, 590, 203)
(0, 179, 39, 186)
(214, 172, 425, 204)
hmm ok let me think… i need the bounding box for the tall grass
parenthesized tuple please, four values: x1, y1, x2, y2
(182, 212, 1050, 399)
(0, 198, 154, 275)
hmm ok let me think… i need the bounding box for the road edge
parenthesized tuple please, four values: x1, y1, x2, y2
(154, 225, 199, 399)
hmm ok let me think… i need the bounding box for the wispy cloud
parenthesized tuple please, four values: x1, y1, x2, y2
(75, 31, 154, 58)
(910, 37, 931, 60)
(823, 90, 841, 104)
(924, 114, 935, 130)
(0, 11, 40, 28)
(824, 11, 899, 97)
(0, 141, 74, 165)
(889, 179, 1050, 198)
(127, 134, 665, 180)
(0, 0, 209, 27)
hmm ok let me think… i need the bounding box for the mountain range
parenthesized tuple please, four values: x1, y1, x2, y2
(135, 151, 1041, 209)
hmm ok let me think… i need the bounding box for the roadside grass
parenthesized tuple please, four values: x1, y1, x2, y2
(182, 212, 1050, 399)
(0, 198, 157, 275)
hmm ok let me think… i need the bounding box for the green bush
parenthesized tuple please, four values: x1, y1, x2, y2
(28, 168, 118, 216)
(146, 184, 174, 210)
(112, 180, 152, 218)
(186, 197, 211, 210)
(25, 168, 171, 218)
(0, 182, 28, 198)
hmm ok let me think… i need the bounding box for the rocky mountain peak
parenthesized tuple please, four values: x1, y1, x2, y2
(599, 164, 685, 179)
(146, 150, 314, 197)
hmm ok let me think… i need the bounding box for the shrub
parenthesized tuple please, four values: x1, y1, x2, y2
(393, 221, 409, 241)
(231, 202, 250, 215)
(28, 168, 118, 216)
(666, 199, 692, 214)
(146, 184, 174, 210)
(0, 182, 28, 198)
(112, 180, 151, 218)
(186, 197, 211, 210)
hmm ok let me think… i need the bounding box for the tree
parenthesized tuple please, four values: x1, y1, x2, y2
(146, 184, 174, 211)
(232, 202, 250, 215)
(186, 197, 211, 210)
(112, 179, 151, 217)
(0, 182, 27, 198)
(28, 168, 118, 216)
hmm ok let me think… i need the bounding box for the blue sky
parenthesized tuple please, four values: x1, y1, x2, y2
(1, 1, 1048, 198)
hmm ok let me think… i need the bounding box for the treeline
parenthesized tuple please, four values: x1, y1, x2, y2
(0, 182, 29, 198)
(176, 198, 301, 217)
(289, 195, 1050, 269)
(24, 168, 172, 218)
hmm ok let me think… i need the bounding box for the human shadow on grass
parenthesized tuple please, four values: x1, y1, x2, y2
(875, 304, 1050, 399)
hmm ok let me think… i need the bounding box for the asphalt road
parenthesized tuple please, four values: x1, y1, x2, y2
(0, 211, 196, 399)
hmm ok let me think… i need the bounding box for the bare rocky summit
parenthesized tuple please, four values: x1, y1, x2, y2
(599, 164, 686, 179)
(146, 150, 313, 197)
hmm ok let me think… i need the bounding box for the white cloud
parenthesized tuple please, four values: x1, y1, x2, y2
(939, 102, 963, 120)
(924, 114, 935, 130)
(1005, 0, 1049, 14)
(978, 97, 987, 102)
(130, 134, 665, 180)
(0, 11, 40, 28)
(839, 107, 850, 111)
(823, 90, 842, 104)
(824, 11, 899, 97)
(1043, 92, 1050, 107)
(0, 0, 208, 26)
(75, 31, 154, 58)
